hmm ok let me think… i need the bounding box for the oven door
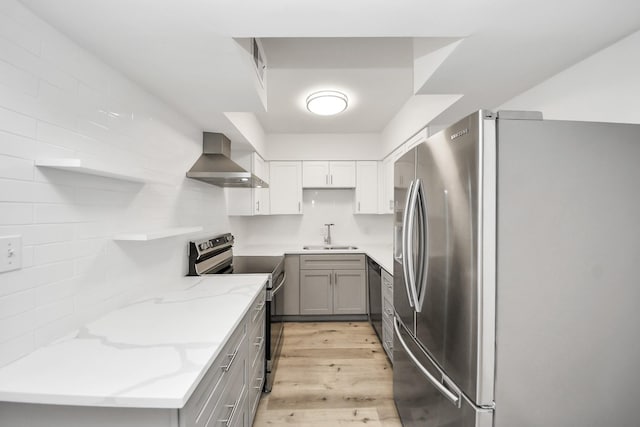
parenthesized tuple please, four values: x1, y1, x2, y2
(265, 270, 286, 392)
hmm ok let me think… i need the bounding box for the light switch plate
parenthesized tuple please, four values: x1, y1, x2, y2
(0, 235, 21, 273)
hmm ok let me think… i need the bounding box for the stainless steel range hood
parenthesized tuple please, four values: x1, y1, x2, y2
(186, 133, 268, 188)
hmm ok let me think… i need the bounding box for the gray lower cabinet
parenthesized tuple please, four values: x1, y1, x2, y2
(0, 289, 266, 427)
(277, 255, 300, 315)
(299, 255, 366, 315)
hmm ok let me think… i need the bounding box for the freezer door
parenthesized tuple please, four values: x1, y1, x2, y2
(414, 112, 488, 403)
(394, 319, 493, 427)
(393, 149, 416, 332)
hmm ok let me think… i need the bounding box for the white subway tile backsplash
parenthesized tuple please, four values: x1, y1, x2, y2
(0, 178, 33, 202)
(21, 223, 75, 245)
(0, 202, 32, 224)
(0, 105, 36, 138)
(0, 261, 75, 298)
(0, 58, 38, 96)
(0, 154, 33, 180)
(0, 310, 35, 343)
(0, 289, 34, 319)
(0, 1, 230, 367)
(0, 130, 35, 159)
(33, 241, 75, 264)
(33, 299, 75, 331)
(0, 333, 34, 367)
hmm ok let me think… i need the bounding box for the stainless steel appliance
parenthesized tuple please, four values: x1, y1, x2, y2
(186, 133, 268, 188)
(393, 110, 640, 426)
(367, 256, 382, 341)
(188, 233, 284, 392)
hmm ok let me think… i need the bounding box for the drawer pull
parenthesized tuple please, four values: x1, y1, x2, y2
(219, 395, 241, 426)
(220, 348, 239, 372)
(254, 377, 264, 390)
(252, 302, 265, 322)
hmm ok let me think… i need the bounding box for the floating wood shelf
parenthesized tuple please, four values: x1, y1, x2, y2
(113, 227, 204, 241)
(35, 158, 145, 183)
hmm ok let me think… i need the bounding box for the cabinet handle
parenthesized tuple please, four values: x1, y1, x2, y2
(254, 377, 264, 390)
(256, 200, 260, 212)
(254, 336, 264, 347)
(298, 201, 301, 212)
(326, 174, 329, 185)
(252, 302, 265, 322)
(330, 174, 333, 185)
(220, 347, 239, 372)
(219, 395, 241, 426)
(389, 200, 393, 210)
(358, 201, 361, 212)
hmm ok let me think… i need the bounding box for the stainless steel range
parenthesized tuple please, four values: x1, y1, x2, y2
(187, 233, 285, 392)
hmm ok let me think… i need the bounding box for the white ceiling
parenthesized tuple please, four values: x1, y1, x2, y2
(19, 0, 640, 145)
(257, 38, 415, 133)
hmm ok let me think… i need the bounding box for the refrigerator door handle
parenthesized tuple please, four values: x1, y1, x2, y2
(414, 179, 429, 312)
(406, 179, 421, 308)
(394, 317, 461, 407)
(401, 180, 416, 307)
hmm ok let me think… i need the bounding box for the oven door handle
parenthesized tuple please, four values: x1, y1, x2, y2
(272, 272, 286, 294)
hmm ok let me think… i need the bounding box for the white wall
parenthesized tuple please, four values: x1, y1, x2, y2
(380, 94, 462, 157)
(0, 1, 229, 367)
(266, 133, 382, 160)
(230, 189, 392, 247)
(500, 30, 640, 123)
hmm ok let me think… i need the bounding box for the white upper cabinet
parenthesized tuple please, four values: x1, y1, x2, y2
(377, 127, 429, 214)
(226, 152, 269, 216)
(270, 161, 303, 215)
(378, 147, 405, 214)
(355, 161, 378, 214)
(302, 161, 356, 188)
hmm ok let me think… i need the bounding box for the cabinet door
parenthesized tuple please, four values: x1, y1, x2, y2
(300, 270, 333, 315)
(269, 161, 302, 215)
(280, 255, 300, 315)
(333, 269, 366, 315)
(355, 161, 378, 214)
(302, 161, 329, 187)
(329, 161, 356, 188)
(379, 156, 394, 214)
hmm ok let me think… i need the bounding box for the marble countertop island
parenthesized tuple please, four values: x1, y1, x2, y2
(0, 275, 268, 408)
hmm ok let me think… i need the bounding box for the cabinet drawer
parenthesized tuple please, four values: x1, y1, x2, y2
(248, 357, 265, 425)
(249, 288, 266, 329)
(248, 312, 265, 372)
(205, 358, 247, 427)
(180, 322, 246, 427)
(382, 269, 393, 302)
(300, 254, 365, 270)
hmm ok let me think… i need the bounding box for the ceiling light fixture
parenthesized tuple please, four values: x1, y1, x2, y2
(306, 90, 348, 116)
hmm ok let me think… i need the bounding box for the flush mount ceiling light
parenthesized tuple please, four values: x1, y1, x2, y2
(306, 90, 348, 116)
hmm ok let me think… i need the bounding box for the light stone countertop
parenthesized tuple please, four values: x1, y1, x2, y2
(234, 243, 394, 274)
(0, 275, 268, 408)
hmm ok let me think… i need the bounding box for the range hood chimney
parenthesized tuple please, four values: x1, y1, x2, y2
(186, 133, 268, 188)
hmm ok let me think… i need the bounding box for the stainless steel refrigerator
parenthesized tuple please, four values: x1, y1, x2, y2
(393, 110, 640, 427)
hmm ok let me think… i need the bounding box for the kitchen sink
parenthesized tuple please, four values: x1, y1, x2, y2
(303, 245, 359, 250)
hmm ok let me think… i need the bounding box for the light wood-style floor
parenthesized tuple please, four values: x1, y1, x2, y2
(253, 322, 402, 426)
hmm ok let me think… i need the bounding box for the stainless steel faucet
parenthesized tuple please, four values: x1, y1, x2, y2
(324, 223, 334, 245)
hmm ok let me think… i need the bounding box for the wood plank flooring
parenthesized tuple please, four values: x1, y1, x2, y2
(253, 322, 401, 426)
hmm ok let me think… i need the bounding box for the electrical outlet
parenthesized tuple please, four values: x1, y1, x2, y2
(0, 235, 21, 273)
